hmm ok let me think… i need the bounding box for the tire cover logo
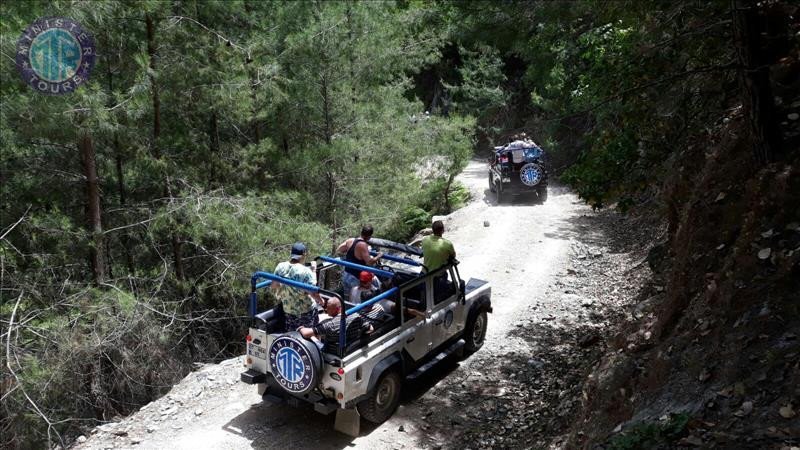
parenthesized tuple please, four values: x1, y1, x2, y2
(15, 17, 95, 95)
(269, 337, 314, 393)
(520, 163, 542, 187)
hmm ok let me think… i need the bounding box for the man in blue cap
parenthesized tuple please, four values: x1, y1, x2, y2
(271, 242, 323, 330)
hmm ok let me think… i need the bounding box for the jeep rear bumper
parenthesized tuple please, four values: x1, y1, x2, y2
(240, 369, 266, 384)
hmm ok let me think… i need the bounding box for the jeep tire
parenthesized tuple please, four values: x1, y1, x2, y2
(537, 185, 548, 203)
(495, 182, 503, 204)
(488, 173, 495, 192)
(357, 370, 401, 424)
(464, 310, 488, 353)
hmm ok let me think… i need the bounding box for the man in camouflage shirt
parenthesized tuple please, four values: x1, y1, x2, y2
(271, 242, 323, 330)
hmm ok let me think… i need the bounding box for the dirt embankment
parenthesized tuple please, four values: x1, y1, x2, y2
(567, 94, 800, 448)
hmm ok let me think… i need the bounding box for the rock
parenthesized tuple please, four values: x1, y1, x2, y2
(761, 229, 775, 238)
(195, 408, 204, 416)
(483, 221, 490, 227)
(578, 334, 600, 348)
(715, 192, 726, 202)
(112, 430, 128, 437)
(736, 401, 754, 417)
(758, 248, 771, 260)
(788, 113, 799, 121)
(398, 425, 405, 432)
(146, 426, 158, 433)
(779, 405, 796, 419)
(77, 436, 87, 443)
(787, 222, 800, 232)
(130, 438, 141, 445)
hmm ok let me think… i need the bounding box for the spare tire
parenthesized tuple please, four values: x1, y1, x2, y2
(268, 331, 323, 396)
(519, 163, 543, 187)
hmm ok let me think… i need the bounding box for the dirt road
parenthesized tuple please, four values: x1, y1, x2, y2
(76, 160, 644, 450)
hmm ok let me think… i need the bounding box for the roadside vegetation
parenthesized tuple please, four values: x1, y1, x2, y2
(2, 1, 798, 449)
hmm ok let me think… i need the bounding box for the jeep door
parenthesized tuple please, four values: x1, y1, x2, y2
(399, 276, 433, 361)
(428, 266, 467, 350)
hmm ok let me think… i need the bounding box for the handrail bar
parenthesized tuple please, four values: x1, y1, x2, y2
(338, 286, 399, 354)
(249, 270, 321, 318)
(251, 271, 320, 293)
(369, 251, 421, 267)
(317, 256, 394, 278)
(345, 287, 399, 315)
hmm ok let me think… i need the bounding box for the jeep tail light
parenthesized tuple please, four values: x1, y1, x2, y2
(500, 155, 509, 163)
(245, 334, 252, 342)
(337, 368, 344, 375)
(337, 392, 344, 400)
(246, 357, 252, 365)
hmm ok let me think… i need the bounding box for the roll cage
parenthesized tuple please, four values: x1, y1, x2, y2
(248, 244, 461, 360)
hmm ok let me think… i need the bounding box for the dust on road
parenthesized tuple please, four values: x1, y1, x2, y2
(76, 160, 644, 450)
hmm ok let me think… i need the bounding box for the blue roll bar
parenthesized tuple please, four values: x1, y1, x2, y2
(249, 271, 321, 318)
(369, 251, 421, 267)
(338, 286, 400, 353)
(252, 271, 320, 293)
(345, 287, 399, 315)
(317, 256, 394, 278)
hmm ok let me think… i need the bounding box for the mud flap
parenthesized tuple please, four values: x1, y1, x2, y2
(334, 408, 361, 437)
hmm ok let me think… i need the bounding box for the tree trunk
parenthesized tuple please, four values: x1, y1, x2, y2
(444, 173, 454, 212)
(146, 14, 161, 158)
(732, 0, 781, 164)
(321, 73, 333, 145)
(114, 148, 134, 274)
(79, 132, 105, 285)
(146, 13, 184, 280)
(106, 60, 135, 276)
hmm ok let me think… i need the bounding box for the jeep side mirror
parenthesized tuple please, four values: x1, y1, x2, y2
(459, 279, 466, 304)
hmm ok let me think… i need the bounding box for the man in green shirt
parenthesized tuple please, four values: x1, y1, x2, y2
(421, 220, 455, 273)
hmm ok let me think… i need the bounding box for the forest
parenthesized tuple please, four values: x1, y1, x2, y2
(2, 1, 798, 449)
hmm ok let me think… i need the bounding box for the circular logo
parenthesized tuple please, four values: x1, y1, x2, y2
(269, 336, 315, 393)
(520, 163, 543, 187)
(15, 17, 95, 95)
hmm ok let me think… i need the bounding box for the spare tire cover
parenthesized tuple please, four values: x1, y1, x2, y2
(519, 163, 543, 187)
(268, 331, 322, 395)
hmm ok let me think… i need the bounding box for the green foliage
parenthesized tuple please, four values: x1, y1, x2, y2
(0, 1, 474, 446)
(608, 413, 691, 450)
(561, 132, 638, 208)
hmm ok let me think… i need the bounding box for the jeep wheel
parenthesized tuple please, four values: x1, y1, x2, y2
(495, 183, 502, 204)
(488, 173, 495, 192)
(537, 186, 548, 203)
(357, 370, 402, 424)
(464, 310, 488, 353)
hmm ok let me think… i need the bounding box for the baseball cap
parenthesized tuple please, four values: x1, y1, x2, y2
(290, 242, 307, 261)
(359, 271, 373, 283)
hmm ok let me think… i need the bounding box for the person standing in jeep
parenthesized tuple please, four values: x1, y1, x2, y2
(271, 242, 323, 330)
(335, 225, 383, 300)
(421, 220, 456, 273)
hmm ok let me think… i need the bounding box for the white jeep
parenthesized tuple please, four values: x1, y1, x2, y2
(240, 238, 492, 435)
